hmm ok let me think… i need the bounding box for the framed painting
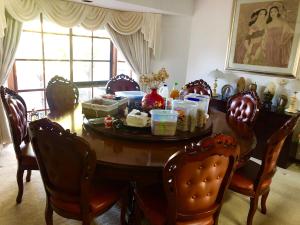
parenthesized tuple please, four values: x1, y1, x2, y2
(226, 0, 300, 77)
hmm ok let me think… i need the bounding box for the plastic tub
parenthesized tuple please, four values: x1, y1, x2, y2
(150, 109, 178, 136)
(82, 98, 118, 118)
(115, 91, 145, 111)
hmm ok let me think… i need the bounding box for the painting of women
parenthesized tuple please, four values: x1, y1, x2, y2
(263, 6, 294, 67)
(230, 0, 299, 76)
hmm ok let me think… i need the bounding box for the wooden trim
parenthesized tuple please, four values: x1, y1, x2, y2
(111, 45, 117, 77)
(7, 63, 18, 91)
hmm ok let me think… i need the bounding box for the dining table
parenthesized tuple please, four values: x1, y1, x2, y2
(49, 104, 256, 183)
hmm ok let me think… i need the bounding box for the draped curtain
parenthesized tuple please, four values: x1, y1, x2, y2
(0, 12, 22, 144)
(106, 24, 151, 76)
(1, 0, 161, 57)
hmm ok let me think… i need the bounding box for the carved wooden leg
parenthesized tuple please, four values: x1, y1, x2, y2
(82, 214, 91, 225)
(133, 203, 143, 225)
(261, 190, 270, 214)
(247, 196, 259, 225)
(45, 197, 53, 225)
(120, 190, 129, 225)
(16, 167, 24, 204)
(26, 170, 32, 182)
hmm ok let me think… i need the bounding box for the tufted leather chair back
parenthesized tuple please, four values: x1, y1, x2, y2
(106, 74, 140, 94)
(46, 75, 79, 114)
(1, 86, 29, 153)
(256, 114, 299, 190)
(163, 134, 240, 225)
(29, 118, 96, 203)
(184, 79, 212, 97)
(227, 91, 261, 126)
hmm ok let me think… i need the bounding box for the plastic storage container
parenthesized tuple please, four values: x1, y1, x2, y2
(172, 100, 198, 131)
(150, 109, 178, 136)
(115, 91, 145, 111)
(82, 98, 118, 118)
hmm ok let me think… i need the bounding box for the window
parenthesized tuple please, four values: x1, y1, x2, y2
(10, 14, 133, 115)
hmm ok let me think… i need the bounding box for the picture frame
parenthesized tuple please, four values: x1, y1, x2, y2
(226, 0, 300, 77)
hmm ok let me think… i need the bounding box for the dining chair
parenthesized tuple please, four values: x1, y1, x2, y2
(29, 118, 128, 225)
(226, 91, 261, 127)
(229, 114, 299, 225)
(133, 134, 240, 225)
(0, 86, 39, 203)
(106, 74, 140, 94)
(46, 75, 79, 115)
(184, 79, 212, 97)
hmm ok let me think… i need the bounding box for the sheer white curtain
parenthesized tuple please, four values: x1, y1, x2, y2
(106, 24, 151, 76)
(1, 0, 161, 57)
(0, 12, 22, 144)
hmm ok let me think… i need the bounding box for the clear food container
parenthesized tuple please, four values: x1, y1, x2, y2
(150, 109, 178, 136)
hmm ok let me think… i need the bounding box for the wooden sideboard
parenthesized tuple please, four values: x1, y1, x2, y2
(210, 98, 297, 168)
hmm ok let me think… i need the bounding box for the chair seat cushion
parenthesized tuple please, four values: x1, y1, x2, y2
(135, 184, 215, 225)
(20, 141, 38, 169)
(135, 183, 167, 225)
(230, 160, 271, 193)
(50, 180, 126, 216)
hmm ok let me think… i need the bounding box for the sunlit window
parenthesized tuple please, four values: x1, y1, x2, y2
(11, 14, 133, 115)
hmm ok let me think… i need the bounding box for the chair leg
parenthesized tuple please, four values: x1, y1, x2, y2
(82, 214, 91, 225)
(45, 198, 53, 225)
(261, 190, 270, 214)
(16, 167, 24, 204)
(247, 196, 259, 225)
(133, 202, 143, 225)
(26, 170, 32, 182)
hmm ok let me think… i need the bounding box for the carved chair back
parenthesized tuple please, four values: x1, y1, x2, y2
(29, 118, 96, 205)
(184, 79, 212, 97)
(0, 86, 29, 158)
(105, 74, 140, 94)
(256, 114, 299, 191)
(163, 134, 240, 225)
(46, 75, 79, 114)
(227, 91, 261, 126)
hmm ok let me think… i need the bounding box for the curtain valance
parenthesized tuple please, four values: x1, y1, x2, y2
(1, 0, 161, 56)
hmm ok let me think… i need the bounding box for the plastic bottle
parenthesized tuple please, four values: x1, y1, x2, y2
(170, 82, 180, 99)
(158, 83, 169, 99)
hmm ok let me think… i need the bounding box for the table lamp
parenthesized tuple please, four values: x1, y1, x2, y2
(285, 80, 299, 113)
(209, 69, 224, 97)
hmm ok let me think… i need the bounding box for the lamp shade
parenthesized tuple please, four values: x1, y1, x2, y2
(209, 69, 224, 79)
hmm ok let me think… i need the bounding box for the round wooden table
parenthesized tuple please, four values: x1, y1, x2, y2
(50, 105, 256, 182)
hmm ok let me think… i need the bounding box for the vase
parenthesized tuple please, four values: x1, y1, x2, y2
(142, 88, 165, 112)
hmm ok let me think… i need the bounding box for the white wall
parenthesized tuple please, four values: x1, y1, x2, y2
(151, 15, 192, 89)
(186, 0, 300, 101)
(186, 0, 300, 142)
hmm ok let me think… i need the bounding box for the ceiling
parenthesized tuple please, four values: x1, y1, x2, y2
(68, 0, 194, 15)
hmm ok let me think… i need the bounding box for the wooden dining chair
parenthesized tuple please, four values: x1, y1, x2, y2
(106, 74, 140, 94)
(0, 86, 39, 203)
(46, 75, 79, 115)
(184, 79, 212, 97)
(229, 114, 299, 225)
(29, 118, 128, 225)
(134, 134, 240, 225)
(226, 91, 261, 127)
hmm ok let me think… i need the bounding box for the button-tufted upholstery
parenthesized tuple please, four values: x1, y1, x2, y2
(106, 74, 140, 94)
(229, 114, 299, 225)
(184, 79, 212, 97)
(46, 75, 79, 115)
(227, 91, 261, 127)
(29, 118, 128, 225)
(134, 134, 240, 225)
(0, 86, 38, 204)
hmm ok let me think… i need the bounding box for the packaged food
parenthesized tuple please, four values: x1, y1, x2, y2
(172, 100, 197, 131)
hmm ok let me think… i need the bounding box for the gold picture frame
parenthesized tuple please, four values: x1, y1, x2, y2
(226, 0, 300, 77)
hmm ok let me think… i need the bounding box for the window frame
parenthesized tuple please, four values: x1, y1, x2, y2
(9, 14, 132, 114)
